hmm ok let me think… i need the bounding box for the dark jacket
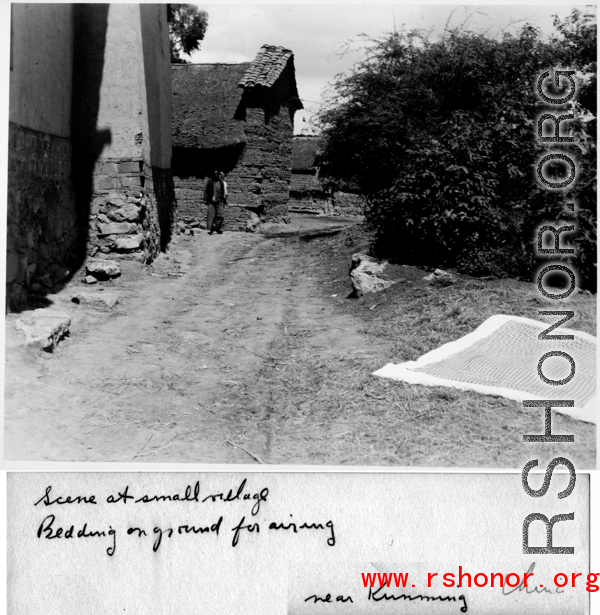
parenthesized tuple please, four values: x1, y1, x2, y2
(204, 178, 225, 204)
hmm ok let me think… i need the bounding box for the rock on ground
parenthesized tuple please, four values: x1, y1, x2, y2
(14, 309, 71, 351)
(423, 268, 456, 287)
(86, 259, 121, 280)
(350, 253, 397, 297)
(71, 292, 120, 309)
(246, 213, 261, 233)
(258, 222, 300, 238)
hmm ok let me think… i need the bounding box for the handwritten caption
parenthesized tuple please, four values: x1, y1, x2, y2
(33, 479, 336, 556)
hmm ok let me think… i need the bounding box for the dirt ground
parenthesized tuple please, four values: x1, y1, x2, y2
(4, 216, 371, 463)
(4, 215, 597, 467)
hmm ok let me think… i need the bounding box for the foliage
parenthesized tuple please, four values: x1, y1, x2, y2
(318, 12, 597, 290)
(549, 9, 597, 290)
(553, 8, 597, 115)
(168, 4, 208, 64)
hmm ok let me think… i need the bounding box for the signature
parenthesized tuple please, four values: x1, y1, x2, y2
(502, 562, 564, 596)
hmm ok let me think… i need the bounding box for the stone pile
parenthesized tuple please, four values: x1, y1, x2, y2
(89, 190, 148, 259)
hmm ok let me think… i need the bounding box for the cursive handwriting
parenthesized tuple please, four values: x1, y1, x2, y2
(34, 486, 97, 507)
(201, 479, 269, 516)
(268, 517, 335, 546)
(305, 593, 353, 604)
(37, 514, 116, 556)
(35, 481, 269, 517)
(368, 585, 467, 613)
(230, 516, 336, 547)
(134, 482, 201, 504)
(502, 562, 564, 596)
(150, 516, 223, 552)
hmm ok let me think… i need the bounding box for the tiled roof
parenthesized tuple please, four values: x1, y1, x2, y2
(238, 45, 294, 89)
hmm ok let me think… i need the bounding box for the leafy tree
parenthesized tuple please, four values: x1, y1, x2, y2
(553, 9, 596, 115)
(550, 9, 597, 290)
(168, 4, 208, 64)
(317, 13, 597, 289)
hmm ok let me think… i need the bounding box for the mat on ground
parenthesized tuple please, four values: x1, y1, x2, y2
(373, 314, 596, 424)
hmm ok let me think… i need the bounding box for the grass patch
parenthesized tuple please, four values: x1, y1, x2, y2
(235, 224, 596, 469)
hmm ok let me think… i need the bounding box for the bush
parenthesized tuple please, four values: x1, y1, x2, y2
(318, 13, 597, 289)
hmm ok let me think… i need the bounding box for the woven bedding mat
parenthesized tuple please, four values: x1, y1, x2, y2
(373, 315, 596, 424)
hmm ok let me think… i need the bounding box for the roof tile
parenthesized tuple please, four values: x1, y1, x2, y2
(238, 44, 294, 88)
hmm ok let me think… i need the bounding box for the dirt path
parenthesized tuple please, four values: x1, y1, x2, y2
(4, 220, 370, 463)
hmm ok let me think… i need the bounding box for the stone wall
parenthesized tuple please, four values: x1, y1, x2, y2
(88, 159, 175, 261)
(7, 4, 76, 311)
(6, 123, 77, 310)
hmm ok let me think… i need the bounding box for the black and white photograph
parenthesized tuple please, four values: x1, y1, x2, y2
(1, 2, 598, 614)
(3, 2, 596, 467)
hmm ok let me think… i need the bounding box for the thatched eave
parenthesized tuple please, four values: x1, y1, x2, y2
(172, 63, 250, 150)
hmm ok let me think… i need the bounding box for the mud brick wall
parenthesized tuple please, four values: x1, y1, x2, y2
(88, 159, 175, 261)
(237, 105, 292, 223)
(333, 191, 366, 216)
(289, 195, 329, 211)
(173, 176, 204, 222)
(173, 103, 294, 231)
(6, 123, 78, 311)
(289, 171, 329, 211)
(174, 177, 255, 231)
(172, 60, 297, 232)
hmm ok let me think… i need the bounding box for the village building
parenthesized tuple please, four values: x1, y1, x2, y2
(290, 135, 330, 213)
(7, 4, 175, 311)
(171, 45, 303, 230)
(290, 135, 366, 217)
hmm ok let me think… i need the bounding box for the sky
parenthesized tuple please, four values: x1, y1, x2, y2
(188, 3, 590, 133)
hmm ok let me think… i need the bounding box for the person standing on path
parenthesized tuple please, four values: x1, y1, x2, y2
(204, 169, 227, 234)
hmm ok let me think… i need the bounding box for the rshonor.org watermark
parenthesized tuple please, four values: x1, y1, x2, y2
(521, 68, 580, 555)
(360, 569, 600, 591)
